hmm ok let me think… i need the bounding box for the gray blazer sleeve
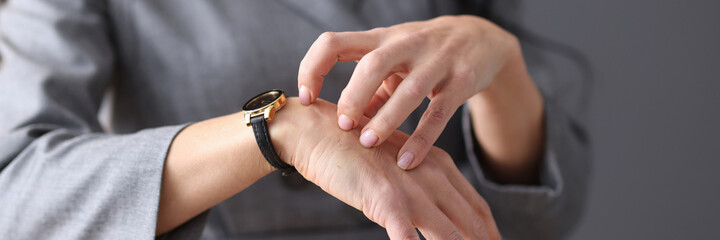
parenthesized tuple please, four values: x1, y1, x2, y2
(461, 72, 590, 238)
(0, 0, 205, 238)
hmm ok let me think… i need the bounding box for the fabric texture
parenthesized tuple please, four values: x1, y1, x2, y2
(0, 0, 589, 239)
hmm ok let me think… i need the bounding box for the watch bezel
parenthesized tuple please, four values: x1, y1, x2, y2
(241, 89, 286, 127)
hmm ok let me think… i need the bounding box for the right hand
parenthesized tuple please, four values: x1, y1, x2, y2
(276, 98, 501, 240)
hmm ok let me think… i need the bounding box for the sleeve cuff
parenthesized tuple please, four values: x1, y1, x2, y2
(460, 103, 563, 218)
(460, 99, 590, 239)
(151, 124, 211, 239)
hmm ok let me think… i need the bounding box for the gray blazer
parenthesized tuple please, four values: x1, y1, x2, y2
(0, 0, 589, 239)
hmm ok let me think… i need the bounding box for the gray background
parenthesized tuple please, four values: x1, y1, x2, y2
(521, 0, 720, 239)
(1, 0, 718, 239)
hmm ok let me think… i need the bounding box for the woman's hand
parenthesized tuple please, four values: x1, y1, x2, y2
(297, 15, 525, 170)
(159, 97, 501, 238)
(282, 99, 501, 240)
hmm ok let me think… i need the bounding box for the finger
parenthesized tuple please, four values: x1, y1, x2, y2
(441, 160, 501, 239)
(337, 43, 413, 131)
(364, 88, 390, 119)
(298, 31, 380, 105)
(435, 178, 491, 239)
(385, 214, 420, 240)
(411, 161, 490, 239)
(363, 74, 403, 118)
(397, 97, 460, 170)
(414, 205, 464, 240)
(359, 63, 446, 148)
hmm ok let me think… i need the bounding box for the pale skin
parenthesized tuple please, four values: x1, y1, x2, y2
(298, 15, 545, 184)
(157, 98, 501, 239)
(157, 14, 544, 239)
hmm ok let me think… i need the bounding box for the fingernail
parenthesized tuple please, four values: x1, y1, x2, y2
(397, 152, 414, 170)
(299, 85, 311, 105)
(360, 129, 378, 147)
(338, 114, 354, 130)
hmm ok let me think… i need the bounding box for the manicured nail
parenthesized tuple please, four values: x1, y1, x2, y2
(398, 152, 414, 170)
(360, 129, 378, 147)
(299, 85, 311, 105)
(338, 114, 354, 130)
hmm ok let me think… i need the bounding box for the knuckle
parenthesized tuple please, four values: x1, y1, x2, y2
(419, 154, 443, 174)
(368, 26, 388, 36)
(424, 104, 452, 125)
(428, 147, 455, 167)
(470, 216, 488, 238)
(432, 15, 450, 22)
(431, 51, 453, 66)
(372, 113, 395, 132)
(403, 81, 427, 99)
(505, 31, 520, 47)
(447, 230, 464, 240)
(399, 228, 420, 240)
(318, 31, 340, 47)
(398, 31, 427, 47)
(361, 50, 388, 72)
(452, 63, 475, 84)
(477, 197, 492, 216)
(376, 182, 401, 200)
(489, 28, 519, 53)
(497, 28, 519, 46)
(439, 36, 465, 54)
(362, 178, 399, 221)
(429, 146, 451, 160)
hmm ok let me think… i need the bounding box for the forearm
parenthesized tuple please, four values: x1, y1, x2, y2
(156, 104, 298, 234)
(467, 50, 545, 185)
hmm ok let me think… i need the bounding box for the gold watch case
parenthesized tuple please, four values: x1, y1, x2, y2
(241, 89, 287, 127)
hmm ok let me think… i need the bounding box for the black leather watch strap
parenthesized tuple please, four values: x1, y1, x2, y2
(250, 116, 296, 176)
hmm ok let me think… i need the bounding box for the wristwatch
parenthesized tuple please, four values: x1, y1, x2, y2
(242, 89, 296, 176)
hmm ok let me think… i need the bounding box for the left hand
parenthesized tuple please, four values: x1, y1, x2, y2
(298, 15, 523, 170)
(286, 98, 502, 240)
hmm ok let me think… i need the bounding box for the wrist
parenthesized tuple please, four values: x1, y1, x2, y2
(474, 39, 527, 102)
(158, 110, 278, 233)
(267, 97, 304, 168)
(226, 112, 276, 177)
(468, 49, 544, 184)
(268, 97, 339, 174)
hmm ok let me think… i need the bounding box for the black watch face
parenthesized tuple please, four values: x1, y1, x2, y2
(243, 90, 283, 111)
